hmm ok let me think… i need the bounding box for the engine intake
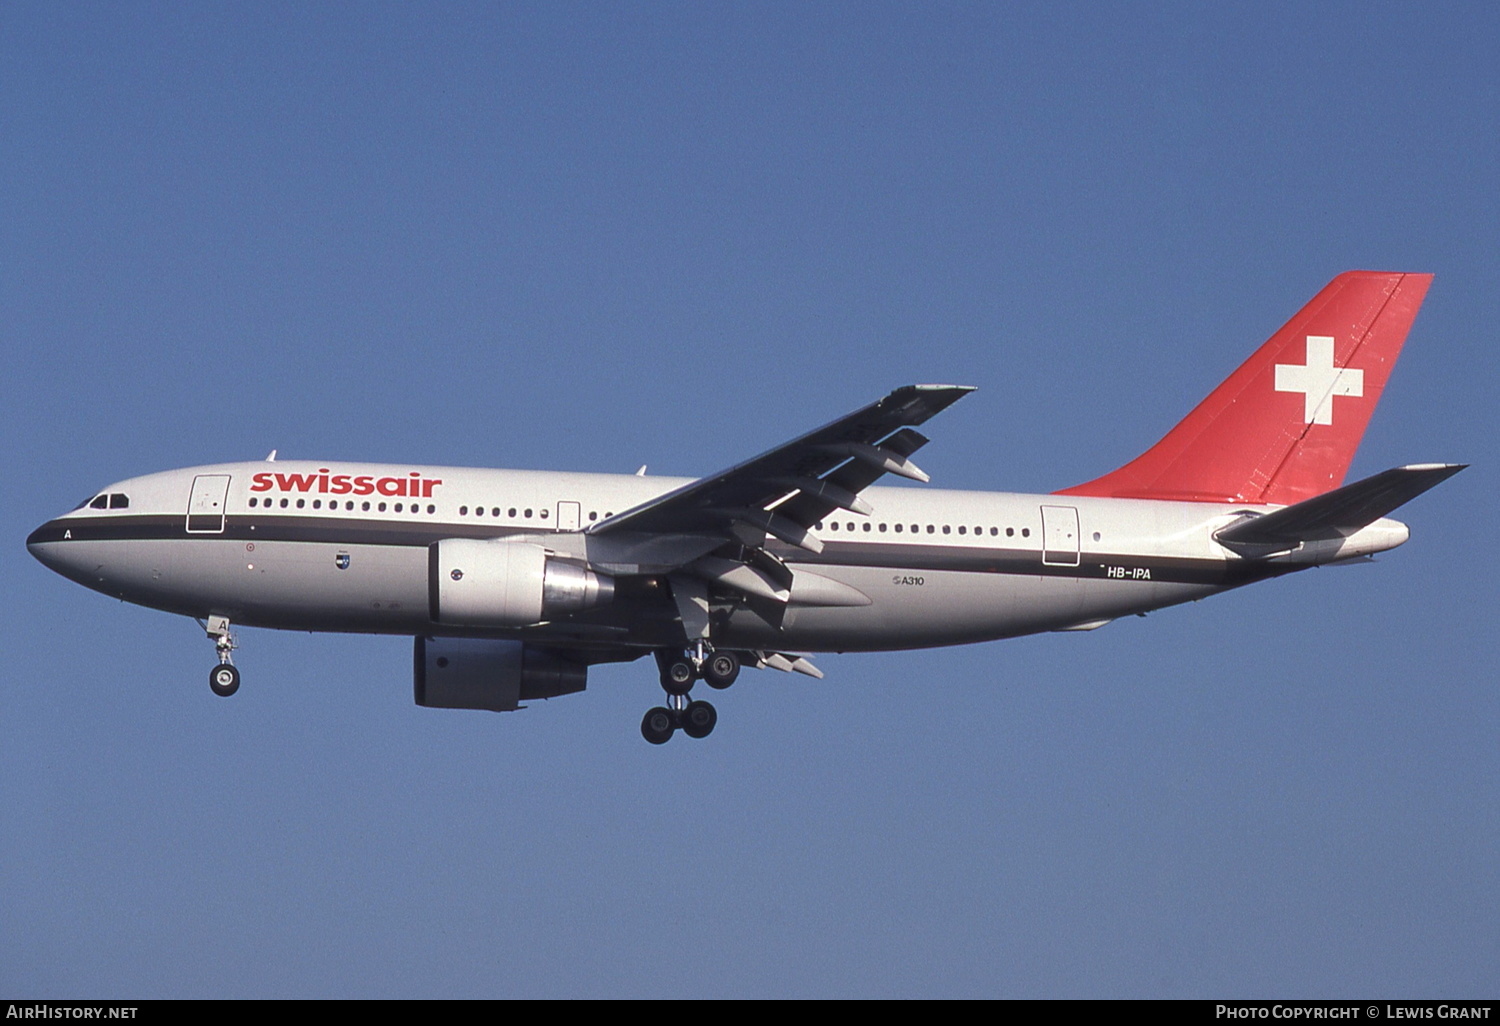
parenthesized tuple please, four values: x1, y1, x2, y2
(428, 538, 614, 627)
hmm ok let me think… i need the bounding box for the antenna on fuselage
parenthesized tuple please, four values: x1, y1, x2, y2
(265, 450, 277, 462)
(636, 465, 647, 476)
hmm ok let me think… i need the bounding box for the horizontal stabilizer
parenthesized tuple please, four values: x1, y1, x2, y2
(1215, 464, 1465, 547)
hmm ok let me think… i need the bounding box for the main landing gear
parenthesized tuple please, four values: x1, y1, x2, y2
(204, 615, 240, 698)
(641, 645, 739, 744)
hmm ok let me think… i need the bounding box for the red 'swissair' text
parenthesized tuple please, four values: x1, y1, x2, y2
(251, 470, 443, 498)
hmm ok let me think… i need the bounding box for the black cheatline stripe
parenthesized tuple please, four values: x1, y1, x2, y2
(30, 515, 1286, 587)
(790, 539, 1284, 587)
(29, 514, 510, 548)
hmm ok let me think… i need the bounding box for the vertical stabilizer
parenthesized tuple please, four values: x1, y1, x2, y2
(1057, 271, 1432, 505)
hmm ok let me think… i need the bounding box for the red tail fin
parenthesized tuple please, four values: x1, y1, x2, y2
(1057, 271, 1432, 505)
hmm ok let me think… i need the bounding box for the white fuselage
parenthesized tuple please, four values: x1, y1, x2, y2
(27, 460, 1410, 656)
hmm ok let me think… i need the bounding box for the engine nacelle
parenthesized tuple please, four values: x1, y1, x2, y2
(428, 538, 614, 627)
(413, 637, 587, 712)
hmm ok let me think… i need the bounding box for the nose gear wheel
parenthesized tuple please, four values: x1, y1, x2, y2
(202, 615, 241, 698)
(209, 663, 240, 697)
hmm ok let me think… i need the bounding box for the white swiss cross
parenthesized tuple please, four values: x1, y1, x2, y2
(1275, 335, 1364, 425)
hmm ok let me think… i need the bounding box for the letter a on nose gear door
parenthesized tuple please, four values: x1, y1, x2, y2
(187, 475, 231, 533)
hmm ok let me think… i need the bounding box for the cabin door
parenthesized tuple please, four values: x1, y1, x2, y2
(187, 474, 231, 534)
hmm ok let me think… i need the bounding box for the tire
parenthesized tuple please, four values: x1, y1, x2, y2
(641, 706, 676, 745)
(209, 663, 240, 698)
(662, 659, 696, 696)
(681, 700, 717, 739)
(703, 651, 740, 690)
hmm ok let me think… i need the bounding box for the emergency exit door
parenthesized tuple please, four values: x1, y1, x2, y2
(1040, 505, 1080, 566)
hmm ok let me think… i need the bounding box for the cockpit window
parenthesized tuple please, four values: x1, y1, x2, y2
(78, 492, 129, 511)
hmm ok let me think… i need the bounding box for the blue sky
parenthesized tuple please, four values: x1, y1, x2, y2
(2, 2, 1495, 997)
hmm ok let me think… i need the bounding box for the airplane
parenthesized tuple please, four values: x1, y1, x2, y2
(27, 271, 1463, 744)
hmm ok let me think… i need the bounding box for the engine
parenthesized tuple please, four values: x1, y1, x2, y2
(428, 538, 614, 627)
(413, 637, 587, 712)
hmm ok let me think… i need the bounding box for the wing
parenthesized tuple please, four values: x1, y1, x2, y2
(583, 384, 974, 639)
(589, 384, 974, 549)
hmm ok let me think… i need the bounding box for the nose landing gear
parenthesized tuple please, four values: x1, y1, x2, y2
(203, 615, 240, 698)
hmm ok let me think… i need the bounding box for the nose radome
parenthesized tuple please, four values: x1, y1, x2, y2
(27, 520, 59, 565)
(27, 519, 96, 581)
